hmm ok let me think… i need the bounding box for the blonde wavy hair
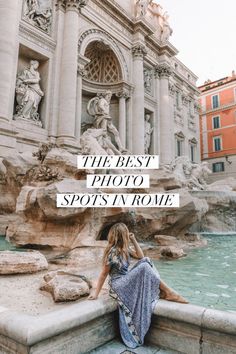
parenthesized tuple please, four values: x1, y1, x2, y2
(103, 223, 130, 265)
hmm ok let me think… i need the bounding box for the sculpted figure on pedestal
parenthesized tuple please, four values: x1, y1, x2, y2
(14, 60, 44, 126)
(148, 3, 172, 42)
(160, 12, 173, 42)
(144, 114, 153, 154)
(144, 69, 152, 93)
(86, 91, 125, 153)
(135, 0, 151, 18)
(24, 0, 52, 33)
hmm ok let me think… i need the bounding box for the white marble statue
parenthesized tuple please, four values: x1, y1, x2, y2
(144, 114, 153, 154)
(144, 69, 152, 93)
(135, 0, 151, 18)
(14, 60, 44, 125)
(160, 12, 173, 42)
(164, 157, 211, 190)
(80, 128, 121, 155)
(87, 91, 125, 153)
(148, 3, 172, 42)
(24, 0, 52, 33)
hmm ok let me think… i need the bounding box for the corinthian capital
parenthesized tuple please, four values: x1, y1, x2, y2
(116, 90, 130, 99)
(155, 63, 173, 78)
(132, 44, 147, 59)
(56, 0, 88, 12)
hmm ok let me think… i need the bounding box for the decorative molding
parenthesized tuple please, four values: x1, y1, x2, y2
(132, 44, 147, 59)
(189, 137, 198, 144)
(155, 63, 173, 78)
(77, 64, 88, 77)
(116, 90, 130, 99)
(182, 93, 190, 106)
(175, 130, 185, 139)
(169, 82, 176, 97)
(19, 21, 56, 53)
(56, 0, 88, 12)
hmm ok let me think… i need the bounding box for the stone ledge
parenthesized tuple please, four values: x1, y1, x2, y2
(0, 298, 117, 346)
(0, 299, 236, 353)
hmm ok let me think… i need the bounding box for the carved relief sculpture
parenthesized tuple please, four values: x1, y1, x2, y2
(14, 60, 44, 126)
(23, 0, 52, 34)
(144, 114, 153, 154)
(86, 91, 126, 153)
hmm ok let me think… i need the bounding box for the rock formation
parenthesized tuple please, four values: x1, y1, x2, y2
(40, 270, 91, 302)
(0, 250, 48, 274)
(1, 146, 236, 257)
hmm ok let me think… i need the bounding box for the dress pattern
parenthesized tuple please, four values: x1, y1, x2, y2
(106, 247, 160, 348)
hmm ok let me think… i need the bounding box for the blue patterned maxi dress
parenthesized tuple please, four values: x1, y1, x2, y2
(106, 247, 160, 348)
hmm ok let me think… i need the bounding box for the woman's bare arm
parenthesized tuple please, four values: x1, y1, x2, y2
(129, 233, 144, 259)
(88, 264, 110, 300)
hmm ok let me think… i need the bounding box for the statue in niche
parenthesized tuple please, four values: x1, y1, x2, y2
(136, 0, 151, 18)
(144, 114, 153, 154)
(14, 60, 44, 126)
(144, 69, 152, 93)
(86, 91, 126, 153)
(160, 12, 173, 42)
(24, 0, 52, 33)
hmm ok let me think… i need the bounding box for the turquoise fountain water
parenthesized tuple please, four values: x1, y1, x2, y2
(1, 234, 235, 311)
(0, 236, 25, 252)
(154, 233, 236, 312)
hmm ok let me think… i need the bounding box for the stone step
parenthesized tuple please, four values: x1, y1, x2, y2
(87, 338, 181, 354)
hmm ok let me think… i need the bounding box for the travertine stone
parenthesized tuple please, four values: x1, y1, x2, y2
(40, 270, 91, 302)
(57, 2, 80, 145)
(0, 250, 48, 274)
(0, 0, 22, 122)
(132, 44, 146, 154)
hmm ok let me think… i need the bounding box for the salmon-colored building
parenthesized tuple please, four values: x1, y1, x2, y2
(199, 72, 236, 181)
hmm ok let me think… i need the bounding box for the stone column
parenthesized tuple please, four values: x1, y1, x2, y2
(155, 63, 173, 165)
(75, 64, 87, 141)
(116, 90, 129, 148)
(132, 44, 146, 154)
(0, 0, 22, 123)
(57, 0, 87, 148)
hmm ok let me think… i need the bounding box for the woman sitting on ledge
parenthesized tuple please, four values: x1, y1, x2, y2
(88, 222, 188, 349)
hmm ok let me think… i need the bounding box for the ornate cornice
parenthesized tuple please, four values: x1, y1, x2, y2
(19, 21, 56, 53)
(116, 90, 130, 99)
(56, 0, 88, 12)
(155, 63, 173, 78)
(132, 44, 147, 59)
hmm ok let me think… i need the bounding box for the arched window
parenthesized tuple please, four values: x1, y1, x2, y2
(85, 41, 122, 83)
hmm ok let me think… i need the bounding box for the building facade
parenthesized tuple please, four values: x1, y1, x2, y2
(0, 0, 200, 165)
(199, 72, 236, 181)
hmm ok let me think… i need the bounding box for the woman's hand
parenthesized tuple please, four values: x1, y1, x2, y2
(88, 292, 98, 300)
(129, 232, 136, 243)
